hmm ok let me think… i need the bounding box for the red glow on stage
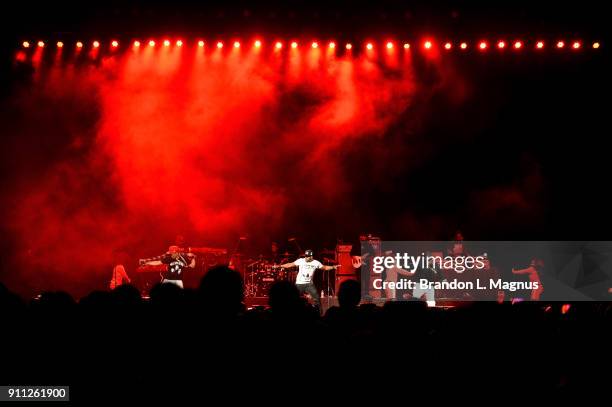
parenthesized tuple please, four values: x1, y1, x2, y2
(93, 41, 100, 48)
(291, 41, 298, 49)
(403, 43, 410, 49)
(217, 41, 224, 49)
(164, 40, 171, 47)
(328, 41, 336, 49)
(424, 41, 432, 50)
(345, 43, 352, 50)
(234, 41, 241, 48)
(176, 40, 183, 47)
(76, 41, 83, 49)
(536, 41, 544, 49)
(149, 40, 155, 47)
(592, 42, 600, 49)
(22, 41, 30, 48)
(514, 41, 522, 49)
(561, 304, 571, 314)
(57, 41, 64, 48)
(198, 40, 205, 47)
(111, 40, 119, 48)
(312, 41, 318, 48)
(497, 41, 506, 49)
(386, 42, 394, 49)
(133, 41, 141, 48)
(37, 41, 45, 48)
(366, 42, 373, 50)
(557, 41, 565, 48)
(572, 41, 581, 49)
(444, 42, 452, 50)
(460, 42, 468, 50)
(479, 41, 487, 50)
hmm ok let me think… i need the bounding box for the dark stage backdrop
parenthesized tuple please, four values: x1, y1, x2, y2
(0, 1, 609, 297)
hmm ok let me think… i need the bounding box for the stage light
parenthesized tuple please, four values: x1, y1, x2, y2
(479, 41, 487, 50)
(149, 40, 155, 47)
(198, 40, 205, 47)
(37, 41, 45, 48)
(133, 40, 140, 48)
(312, 41, 318, 48)
(572, 41, 581, 49)
(22, 41, 30, 48)
(536, 41, 544, 49)
(275, 41, 282, 49)
(291, 41, 298, 49)
(386, 41, 394, 49)
(460, 42, 468, 50)
(163, 40, 170, 47)
(176, 40, 183, 47)
(345, 43, 352, 50)
(329, 41, 336, 49)
(497, 41, 506, 49)
(444, 42, 452, 50)
(111, 40, 119, 48)
(514, 41, 522, 49)
(57, 41, 64, 48)
(217, 41, 224, 49)
(76, 41, 83, 49)
(593, 42, 600, 49)
(556, 41, 565, 48)
(403, 43, 410, 49)
(234, 41, 240, 48)
(424, 41, 432, 49)
(366, 42, 373, 50)
(93, 41, 100, 48)
(254, 40, 262, 48)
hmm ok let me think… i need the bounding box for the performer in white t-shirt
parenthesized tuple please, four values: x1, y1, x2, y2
(280, 249, 339, 311)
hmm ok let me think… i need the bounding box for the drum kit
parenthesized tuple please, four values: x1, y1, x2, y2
(244, 252, 295, 298)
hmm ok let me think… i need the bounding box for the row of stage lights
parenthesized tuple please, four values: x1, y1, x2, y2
(21, 39, 601, 51)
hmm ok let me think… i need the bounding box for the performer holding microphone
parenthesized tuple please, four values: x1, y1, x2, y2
(279, 249, 339, 312)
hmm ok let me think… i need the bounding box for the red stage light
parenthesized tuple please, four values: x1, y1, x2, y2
(93, 41, 100, 48)
(22, 41, 30, 48)
(345, 43, 352, 50)
(76, 41, 83, 49)
(291, 41, 298, 49)
(536, 41, 544, 49)
(556, 41, 565, 48)
(424, 41, 432, 49)
(386, 41, 394, 49)
(163, 40, 170, 47)
(37, 41, 45, 48)
(198, 40, 205, 47)
(514, 41, 522, 49)
(572, 41, 581, 49)
(312, 41, 318, 48)
(275, 41, 282, 49)
(460, 42, 468, 50)
(217, 41, 224, 49)
(593, 42, 600, 49)
(444, 42, 452, 50)
(329, 41, 336, 49)
(254, 40, 262, 48)
(497, 41, 506, 49)
(149, 40, 155, 47)
(176, 40, 183, 47)
(479, 41, 487, 50)
(111, 40, 119, 48)
(366, 42, 373, 50)
(57, 41, 64, 48)
(403, 43, 410, 49)
(133, 40, 140, 48)
(234, 41, 240, 48)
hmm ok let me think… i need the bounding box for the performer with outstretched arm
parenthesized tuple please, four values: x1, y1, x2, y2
(279, 249, 339, 312)
(139, 245, 196, 289)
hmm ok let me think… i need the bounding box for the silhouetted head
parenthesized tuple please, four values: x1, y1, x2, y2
(268, 281, 301, 312)
(198, 265, 243, 314)
(338, 279, 361, 308)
